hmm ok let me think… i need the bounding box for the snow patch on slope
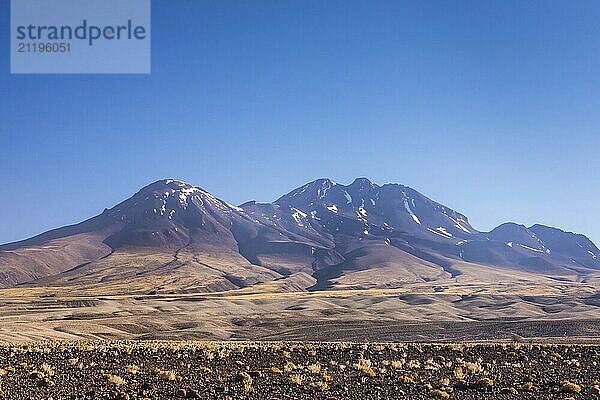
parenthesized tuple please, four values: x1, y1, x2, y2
(428, 227, 452, 238)
(344, 191, 352, 204)
(403, 198, 421, 224)
(326, 204, 338, 213)
(291, 207, 307, 227)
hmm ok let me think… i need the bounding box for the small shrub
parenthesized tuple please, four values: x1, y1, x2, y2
(477, 377, 494, 390)
(239, 371, 253, 392)
(522, 382, 538, 392)
(105, 373, 125, 386)
(453, 367, 465, 380)
(431, 389, 450, 399)
(125, 364, 140, 375)
(311, 381, 329, 391)
(151, 367, 178, 382)
(307, 363, 321, 374)
(464, 361, 483, 374)
(561, 381, 581, 394)
(353, 357, 376, 378)
(284, 361, 297, 372)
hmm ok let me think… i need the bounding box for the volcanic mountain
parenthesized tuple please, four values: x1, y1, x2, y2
(0, 178, 598, 293)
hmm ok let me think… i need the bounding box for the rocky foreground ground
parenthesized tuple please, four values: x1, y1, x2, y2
(0, 341, 598, 399)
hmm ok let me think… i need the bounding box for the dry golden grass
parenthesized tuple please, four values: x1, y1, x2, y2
(0, 273, 598, 342)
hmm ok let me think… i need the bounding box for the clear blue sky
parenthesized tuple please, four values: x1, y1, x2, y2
(1, 0, 599, 245)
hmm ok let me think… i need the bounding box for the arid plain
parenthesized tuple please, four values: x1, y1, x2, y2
(1, 264, 600, 342)
(2, 179, 600, 398)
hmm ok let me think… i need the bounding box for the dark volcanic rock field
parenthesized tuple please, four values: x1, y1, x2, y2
(0, 341, 599, 399)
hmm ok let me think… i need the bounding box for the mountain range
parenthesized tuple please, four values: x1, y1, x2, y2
(1, 178, 598, 294)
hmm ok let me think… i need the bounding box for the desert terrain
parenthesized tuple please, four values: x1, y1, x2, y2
(1, 178, 599, 343)
(1, 341, 599, 399)
(1, 179, 600, 398)
(0, 273, 599, 342)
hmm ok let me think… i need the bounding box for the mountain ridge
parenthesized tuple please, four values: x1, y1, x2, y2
(0, 177, 598, 291)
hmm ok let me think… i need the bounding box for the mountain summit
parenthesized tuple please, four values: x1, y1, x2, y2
(0, 178, 598, 292)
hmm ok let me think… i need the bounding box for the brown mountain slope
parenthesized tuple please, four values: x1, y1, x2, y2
(0, 178, 598, 294)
